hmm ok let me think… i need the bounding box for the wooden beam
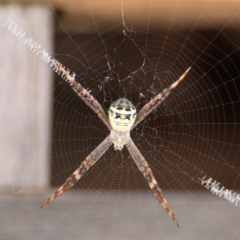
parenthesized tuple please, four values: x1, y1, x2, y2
(2, 0, 240, 33)
(0, 4, 53, 190)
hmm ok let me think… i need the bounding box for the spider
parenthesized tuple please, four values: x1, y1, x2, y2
(41, 60, 191, 227)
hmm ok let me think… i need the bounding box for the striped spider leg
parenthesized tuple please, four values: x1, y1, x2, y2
(132, 67, 191, 130)
(54, 60, 112, 130)
(41, 136, 112, 208)
(41, 62, 191, 227)
(126, 140, 179, 227)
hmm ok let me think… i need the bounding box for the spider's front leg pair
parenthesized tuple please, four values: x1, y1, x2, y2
(41, 60, 190, 227)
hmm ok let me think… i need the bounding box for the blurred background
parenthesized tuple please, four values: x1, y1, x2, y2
(1, 0, 240, 239)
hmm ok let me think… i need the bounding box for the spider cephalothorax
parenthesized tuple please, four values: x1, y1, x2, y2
(41, 60, 191, 227)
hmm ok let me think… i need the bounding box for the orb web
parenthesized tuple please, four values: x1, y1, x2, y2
(2, 1, 240, 239)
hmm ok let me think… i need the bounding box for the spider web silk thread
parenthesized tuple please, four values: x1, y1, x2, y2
(3, 16, 240, 208)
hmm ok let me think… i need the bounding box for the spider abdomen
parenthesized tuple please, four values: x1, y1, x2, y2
(108, 98, 136, 132)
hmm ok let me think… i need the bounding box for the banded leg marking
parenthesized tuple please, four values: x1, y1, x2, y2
(132, 67, 191, 130)
(54, 60, 112, 130)
(41, 136, 112, 208)
(126, 140, 179, 227)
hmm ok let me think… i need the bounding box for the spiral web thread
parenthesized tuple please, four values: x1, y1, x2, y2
(2, 1, 240, 239)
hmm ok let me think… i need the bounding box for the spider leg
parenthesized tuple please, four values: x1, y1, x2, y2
(54, 60, 112, 130)
(132, 67, 191, 130)
(41, 136, 112, 208)
(126, 139, 179, 227)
